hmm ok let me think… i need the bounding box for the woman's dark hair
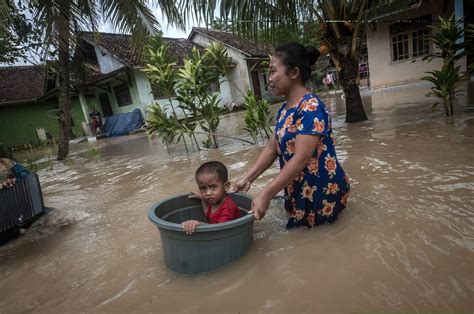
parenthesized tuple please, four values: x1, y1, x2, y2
(274, 43, 320, 83)
(195, 161, 228, 182)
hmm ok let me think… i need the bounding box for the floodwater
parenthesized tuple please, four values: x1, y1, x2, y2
(1, 86, 473, 313)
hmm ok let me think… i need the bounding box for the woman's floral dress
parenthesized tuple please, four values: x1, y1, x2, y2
(275, 93, 350, 228)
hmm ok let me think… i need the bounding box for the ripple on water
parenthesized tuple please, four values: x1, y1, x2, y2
(2, 87, 474, 312)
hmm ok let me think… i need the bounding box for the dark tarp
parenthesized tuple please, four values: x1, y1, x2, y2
(101, 109, 144, 137)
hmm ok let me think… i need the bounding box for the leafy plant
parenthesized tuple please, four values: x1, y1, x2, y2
(243, 91, 261, 144)
(256, 98, 274, 140)
(146, 103, 188, 153)
(423, 15, 465, 64)
(87, 147, 100, 163)
(144, 42, 234, 151)
(203, 41, 232, 80)
(175, 47, 228, 149)
(243, 90, 274, 143)
(143, 43, 197, 152)
(199, 94, 224, 148)
(422, 15, 466, 116)
(421, 63, 463, 116)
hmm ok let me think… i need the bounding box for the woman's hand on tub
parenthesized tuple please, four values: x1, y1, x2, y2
(234, 177, 251, 193)
(182, 220, 202, 234)
(249, 191, 272, 220)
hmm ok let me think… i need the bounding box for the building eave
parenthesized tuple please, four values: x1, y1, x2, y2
(0, 98, 38, 106)
(368, 0, 423, 21)
(188, 28, 253, 57)
(80, 36, 132, 68)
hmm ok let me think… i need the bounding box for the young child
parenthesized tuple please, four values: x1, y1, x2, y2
(181, 161, 241, 234)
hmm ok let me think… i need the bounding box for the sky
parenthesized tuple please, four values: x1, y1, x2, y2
(100, 4, 220, 38)
(100, 7, 208, 39)
(4, 4, 219, 65)
(151, 8, 203, 38)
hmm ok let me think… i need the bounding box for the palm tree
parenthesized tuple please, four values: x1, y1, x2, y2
(4, 0, 183, 159)
(177, 0, 399, 123)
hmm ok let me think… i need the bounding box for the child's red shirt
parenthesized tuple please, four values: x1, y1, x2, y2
(206, 195, 241, 224)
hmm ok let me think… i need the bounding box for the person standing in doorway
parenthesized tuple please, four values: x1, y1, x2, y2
(89, 107, 103, 135)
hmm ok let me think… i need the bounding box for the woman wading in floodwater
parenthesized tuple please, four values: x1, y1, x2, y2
(235, 43, 350, 228)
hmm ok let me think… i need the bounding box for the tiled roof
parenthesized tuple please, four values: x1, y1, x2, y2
(0, 66, 46, 103)
(164, 37, 205, 65)
(70, 61, 107, 87)
(79, 31, 202, 66)
(189, 27, 270, 57)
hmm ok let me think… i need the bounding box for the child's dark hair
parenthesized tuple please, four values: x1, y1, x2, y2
(195, 161, 228, 182)
(274, 43, 320, 83)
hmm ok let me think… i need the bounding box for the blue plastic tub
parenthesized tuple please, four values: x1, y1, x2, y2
(148, 193, 254, 275)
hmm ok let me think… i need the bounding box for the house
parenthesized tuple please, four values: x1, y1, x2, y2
(188, 27, 271, 104)
(365, 0, 469, 88)
(0, 29, 271, 147)
(0, 65, 87, 147)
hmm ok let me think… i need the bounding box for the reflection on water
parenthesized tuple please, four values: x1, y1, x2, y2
(1, 86, 473, 312)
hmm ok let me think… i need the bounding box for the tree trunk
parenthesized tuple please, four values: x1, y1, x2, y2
(57, 46, 72, 160)
(56, 6, 72, 160)
(339, 55, 368, 123)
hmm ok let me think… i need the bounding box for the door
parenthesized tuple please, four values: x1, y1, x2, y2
(99, 93, 113, 117)
(251, 71, 262, 100)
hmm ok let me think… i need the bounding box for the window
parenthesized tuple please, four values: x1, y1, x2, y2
(412, 29, 430, 57)
(209, 80, 220, 93)
(114, 83, 132, 107)
(390, 15, 431, 62)
(392, 33, 409, 61)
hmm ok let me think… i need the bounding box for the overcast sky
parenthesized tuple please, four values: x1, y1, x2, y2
(152, 8, 202, 38)
(100, 5, 218, 38)
(4, 4, 219, 65)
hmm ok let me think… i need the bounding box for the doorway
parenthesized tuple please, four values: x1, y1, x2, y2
(99, 93, 113, 117)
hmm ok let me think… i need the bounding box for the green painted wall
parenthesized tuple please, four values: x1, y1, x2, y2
(0, 98, 86, 147)
(89, 71, 153, 117)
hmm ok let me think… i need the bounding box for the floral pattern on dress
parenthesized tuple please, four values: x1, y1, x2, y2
(275, 93, 350, 228)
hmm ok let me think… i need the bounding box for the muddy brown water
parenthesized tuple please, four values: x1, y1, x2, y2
(1, 86, 473, 313)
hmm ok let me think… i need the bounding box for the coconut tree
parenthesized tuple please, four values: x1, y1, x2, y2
(3, 0, 183, 160)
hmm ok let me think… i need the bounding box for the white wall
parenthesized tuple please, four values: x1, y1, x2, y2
(218, 77, 233, 106)
(365, 0, 466, 88)
(132, 69, 155, 112)
(190, 33, 250, 104)
(94, 46, 125, 74)
(366, 23, 445, 88)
